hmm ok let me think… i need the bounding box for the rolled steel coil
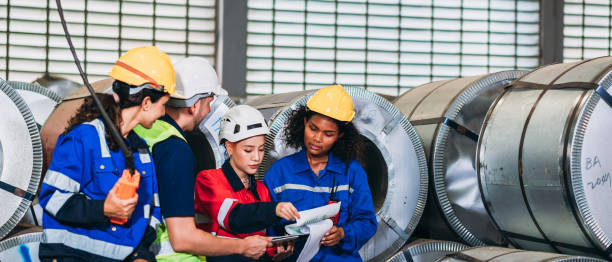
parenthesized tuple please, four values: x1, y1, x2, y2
(34, 73, 81, 99)
(393, 70, 526, 246)
(477, 56, 612, 259)
(0, 79, 42, 239)
(0, 226, 42, 262)
(8, 81, 62, 129)
(245, 87, 428, 262)
(439, 246, 605, 262)
(386, 239, 469, 262)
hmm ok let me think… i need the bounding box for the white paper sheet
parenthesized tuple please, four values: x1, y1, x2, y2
(295, 219, 333, 262)
(283, 202, 340, 261)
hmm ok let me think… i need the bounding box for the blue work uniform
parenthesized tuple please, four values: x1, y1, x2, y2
(264, 149, 377, 262)
(38, 118, 162, 262)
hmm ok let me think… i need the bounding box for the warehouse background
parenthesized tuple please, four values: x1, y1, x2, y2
(0, 0, 609, 97)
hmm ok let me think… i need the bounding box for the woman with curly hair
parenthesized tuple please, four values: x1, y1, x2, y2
(264, 85, 377, 261)
(38, 46, 173, 262)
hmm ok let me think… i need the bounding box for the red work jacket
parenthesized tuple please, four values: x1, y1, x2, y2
(194, 165, 272, 239)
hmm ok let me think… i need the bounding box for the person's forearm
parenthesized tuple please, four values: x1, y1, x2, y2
(173, 229, 244, 256)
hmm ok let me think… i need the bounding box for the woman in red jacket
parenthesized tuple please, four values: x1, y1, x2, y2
(194, 105, 300, 262)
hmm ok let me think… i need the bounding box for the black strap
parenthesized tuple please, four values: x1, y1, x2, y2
(443, 117, 478, 142)
(0, 180, 35, 201)
(596, 86, 612, 109)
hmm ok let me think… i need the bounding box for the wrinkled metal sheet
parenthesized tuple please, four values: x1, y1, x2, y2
(386, 239, 468, 262)
(246, 87, 428, 262)
(438, 246, 605, 262)
(0, 79, 42, 240)
(478, 56, 612, 259)
(394, 70, 526, 246)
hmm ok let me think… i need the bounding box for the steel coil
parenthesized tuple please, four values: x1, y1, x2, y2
(8, 81, 62, 129)
(386, 239, 468, 262)
(245, 87, 428, 262)
(0, 227, 42, 262)
(393, 71, 526, 246)
(477, 57, 612, 258)
(439, 246, 604, 262)
(34, 73, 81, 99)
(0, 79, 42, 240)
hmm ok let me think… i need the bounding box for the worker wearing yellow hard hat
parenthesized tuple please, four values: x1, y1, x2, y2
(263, 84, 377, 261)
(109, 45, 176, 96)
(39, 46, 174, 261)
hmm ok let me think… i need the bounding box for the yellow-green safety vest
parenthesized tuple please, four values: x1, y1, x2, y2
(135, 120, 206, 262)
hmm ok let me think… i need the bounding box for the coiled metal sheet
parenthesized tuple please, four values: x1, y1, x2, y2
(0, 79, 42, 240)
(246, 87, 428, 262)
(8, 81, 62, 129)
(34, 73, 81, 99)
(386, 239, 468, 262)
(478, 56, 612, 258)
(393, 71, 526, 246)
(0, 229, 42, 262)
(439, 246, 604, 262)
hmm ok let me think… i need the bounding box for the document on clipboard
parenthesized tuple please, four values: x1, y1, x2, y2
(283, 202, 340, 262)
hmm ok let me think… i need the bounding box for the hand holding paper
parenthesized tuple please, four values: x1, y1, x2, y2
(283, 202, 341, 262)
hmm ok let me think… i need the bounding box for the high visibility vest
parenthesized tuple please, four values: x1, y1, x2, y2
(135, 120, 206, 262)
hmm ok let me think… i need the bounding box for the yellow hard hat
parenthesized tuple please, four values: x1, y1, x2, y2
(306, 84, 355, 122)
(109, 46, 176, 95)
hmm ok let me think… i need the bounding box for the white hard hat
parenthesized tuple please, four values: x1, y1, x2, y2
(220, 105, 269, 143)
(168, 57, 228, 107)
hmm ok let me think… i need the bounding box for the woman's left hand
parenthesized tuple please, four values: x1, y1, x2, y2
(272, 241, 294, 261)
(320, 226, 344, 246)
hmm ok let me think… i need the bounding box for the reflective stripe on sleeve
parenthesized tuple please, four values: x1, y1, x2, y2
(43, 170, 80, 192)
(153, 193, 160, 207)
(217, 198, 237, 230)
(43, 228, 133, 260)
(45, 191, 75, 216)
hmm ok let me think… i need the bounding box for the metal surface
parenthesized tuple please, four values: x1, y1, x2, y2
(393, 70, 526, 246)
(0, 79, 42, 240)
(34, 73, 81, 99)
(477, 56, 612, 258)
(386, 239, 468, 262)
(246, 87, 428, 262)
(186, 95, 236, 171)
(0, 230, 42, 262)
(439, 246, 604, 262)
(40, 78, 114, 175)
(9, 81, 62, 128)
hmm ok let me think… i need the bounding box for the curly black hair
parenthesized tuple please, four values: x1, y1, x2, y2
(65, 81, 167, 151)
(283, 105, 363, 163)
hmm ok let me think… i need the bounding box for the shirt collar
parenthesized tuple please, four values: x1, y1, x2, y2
(222, 160, 261, 199)
(222, 160, 244, 192)
(159, 114, 187, 138)
(294, 148, 346, 174)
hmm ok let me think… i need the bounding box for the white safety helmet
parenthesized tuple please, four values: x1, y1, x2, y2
(167, 56, 228, 107)
(220, 105, 269, 143)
